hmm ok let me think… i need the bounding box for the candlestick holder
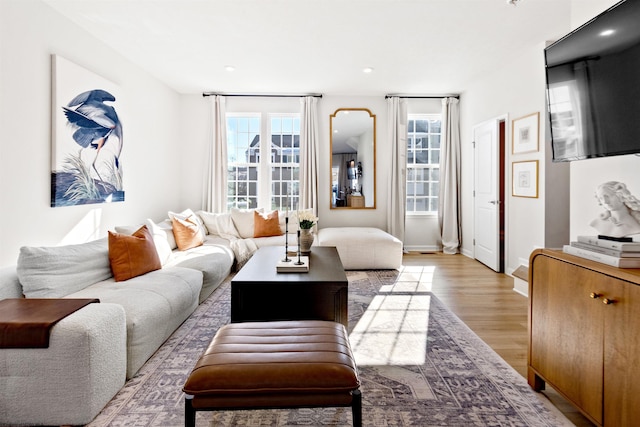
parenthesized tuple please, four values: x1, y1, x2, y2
(282, 217, 291, 262)
(294, 229, 304, 265)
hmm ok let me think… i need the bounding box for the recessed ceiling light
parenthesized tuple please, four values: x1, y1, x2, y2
(224, 65, 235, 72)
(600, 29, 615, 36)
(363, 67, 374, 73)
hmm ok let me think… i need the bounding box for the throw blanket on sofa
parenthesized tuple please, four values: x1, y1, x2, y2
(228, 238, 258, 270)
(0, 298, 99, 348)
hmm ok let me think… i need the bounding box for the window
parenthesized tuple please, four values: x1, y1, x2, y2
(227, 114, 260, 210)
(270, 115, 300, 211)
(226, 113, 300, 211)
(406, 114, 441, 214)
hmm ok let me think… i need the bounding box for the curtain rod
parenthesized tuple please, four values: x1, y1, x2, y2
(385, 94, 459, 99)
(202, 92, 323, 98)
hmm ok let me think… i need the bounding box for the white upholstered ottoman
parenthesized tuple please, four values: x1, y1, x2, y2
(316, 227, 403, 270)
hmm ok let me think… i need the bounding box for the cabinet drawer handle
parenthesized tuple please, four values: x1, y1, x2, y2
(602, 298, 615, 305)
(590, 292, 601, 299)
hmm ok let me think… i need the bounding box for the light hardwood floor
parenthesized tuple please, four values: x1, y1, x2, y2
(403, 252, 594, 427)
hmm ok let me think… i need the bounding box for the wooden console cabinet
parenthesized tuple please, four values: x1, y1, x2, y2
(528, 249, 640, 426)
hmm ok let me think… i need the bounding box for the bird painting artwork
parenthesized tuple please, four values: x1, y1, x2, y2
(51, 88, 124, 207)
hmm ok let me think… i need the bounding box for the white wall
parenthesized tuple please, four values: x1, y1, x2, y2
(0, 0, 184, 266)
(461, 41, 557, 274)
(570, 0, 619, 26)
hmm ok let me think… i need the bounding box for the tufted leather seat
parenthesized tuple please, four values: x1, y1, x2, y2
(183, 320, 361, 426)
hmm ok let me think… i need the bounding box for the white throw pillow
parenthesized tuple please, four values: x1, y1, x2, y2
(158, 219, 177, 250)
(17, 238, 112, 298)
(197, 211, 240, 239)
(278, 210, 302, 235)
(230, 208, 257, 239)
(145, 219, 173, 265)
(114, 224, 142, 235)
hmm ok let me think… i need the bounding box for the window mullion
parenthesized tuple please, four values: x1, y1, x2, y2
(258, 113, 271, 209)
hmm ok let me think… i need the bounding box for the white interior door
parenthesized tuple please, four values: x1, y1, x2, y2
(473, 119, 500, 271)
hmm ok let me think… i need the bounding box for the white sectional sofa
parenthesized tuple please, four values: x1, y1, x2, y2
(0, 236, 219, 426)
(0, 207, 401, 426)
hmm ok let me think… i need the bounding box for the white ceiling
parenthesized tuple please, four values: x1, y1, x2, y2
(43, 0, 575, 96)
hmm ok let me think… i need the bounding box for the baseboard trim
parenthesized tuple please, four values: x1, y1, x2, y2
(404, 245, 441, 253)
(512, 277, 528, 297)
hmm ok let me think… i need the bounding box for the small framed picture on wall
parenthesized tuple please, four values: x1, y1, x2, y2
(512, 160, 538, 198)
(512, 112, 539, 154)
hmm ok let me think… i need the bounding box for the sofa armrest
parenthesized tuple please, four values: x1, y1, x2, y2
(0, 266, 23, 300)
(0, 303, 127, 426)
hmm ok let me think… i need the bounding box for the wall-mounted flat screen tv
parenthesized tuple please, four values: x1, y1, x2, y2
(545, 0, 640, 162)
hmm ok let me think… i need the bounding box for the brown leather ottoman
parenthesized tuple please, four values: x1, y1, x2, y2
(183, 320, 362, 426)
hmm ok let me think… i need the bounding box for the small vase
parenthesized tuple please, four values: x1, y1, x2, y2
(299, 228, 314, 254)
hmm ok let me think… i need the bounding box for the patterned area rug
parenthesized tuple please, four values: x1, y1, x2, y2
(88, 269, 572, 427)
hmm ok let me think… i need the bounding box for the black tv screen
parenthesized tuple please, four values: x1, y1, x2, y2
(545, 0, 640, 162)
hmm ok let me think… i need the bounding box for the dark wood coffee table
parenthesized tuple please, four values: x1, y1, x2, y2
(231, 246, 349, 327)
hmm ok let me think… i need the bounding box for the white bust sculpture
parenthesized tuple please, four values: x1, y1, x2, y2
(590, 181, 640, 238)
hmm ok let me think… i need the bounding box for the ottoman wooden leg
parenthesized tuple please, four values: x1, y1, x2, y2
(185, 394, 195, 427)
(351, 389, 362, 427)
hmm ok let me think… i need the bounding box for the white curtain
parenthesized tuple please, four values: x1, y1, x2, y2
(386, 97, 408, 243)
(203, 95, 227, 212)
(299, 96, 319, 214)
(438, 97, 461, 254)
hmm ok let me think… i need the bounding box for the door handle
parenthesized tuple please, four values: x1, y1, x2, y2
(489, 200, 501, 205)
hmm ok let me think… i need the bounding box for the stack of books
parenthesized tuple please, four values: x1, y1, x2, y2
(563, 236, 640, 268)
(276, 256, 309, 273)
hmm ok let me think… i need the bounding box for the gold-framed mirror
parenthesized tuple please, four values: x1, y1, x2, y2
(330, 108, 376, 209)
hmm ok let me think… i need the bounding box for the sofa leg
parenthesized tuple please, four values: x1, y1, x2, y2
(351, 389, 362, 427)
(185, 394, 196, 427)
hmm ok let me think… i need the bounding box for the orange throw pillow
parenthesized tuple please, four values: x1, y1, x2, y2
(108, 225, 162, 282)
(254, 210, 283, 238)
(171, 215, 205, 251)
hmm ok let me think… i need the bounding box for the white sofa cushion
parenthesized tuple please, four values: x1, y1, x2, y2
(165, 239, 234, 303)
(66, 266, 203, 378)
(17, 238, 112, 298)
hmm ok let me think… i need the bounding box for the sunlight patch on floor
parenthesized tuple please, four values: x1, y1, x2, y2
(349, 266, 436, 366)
